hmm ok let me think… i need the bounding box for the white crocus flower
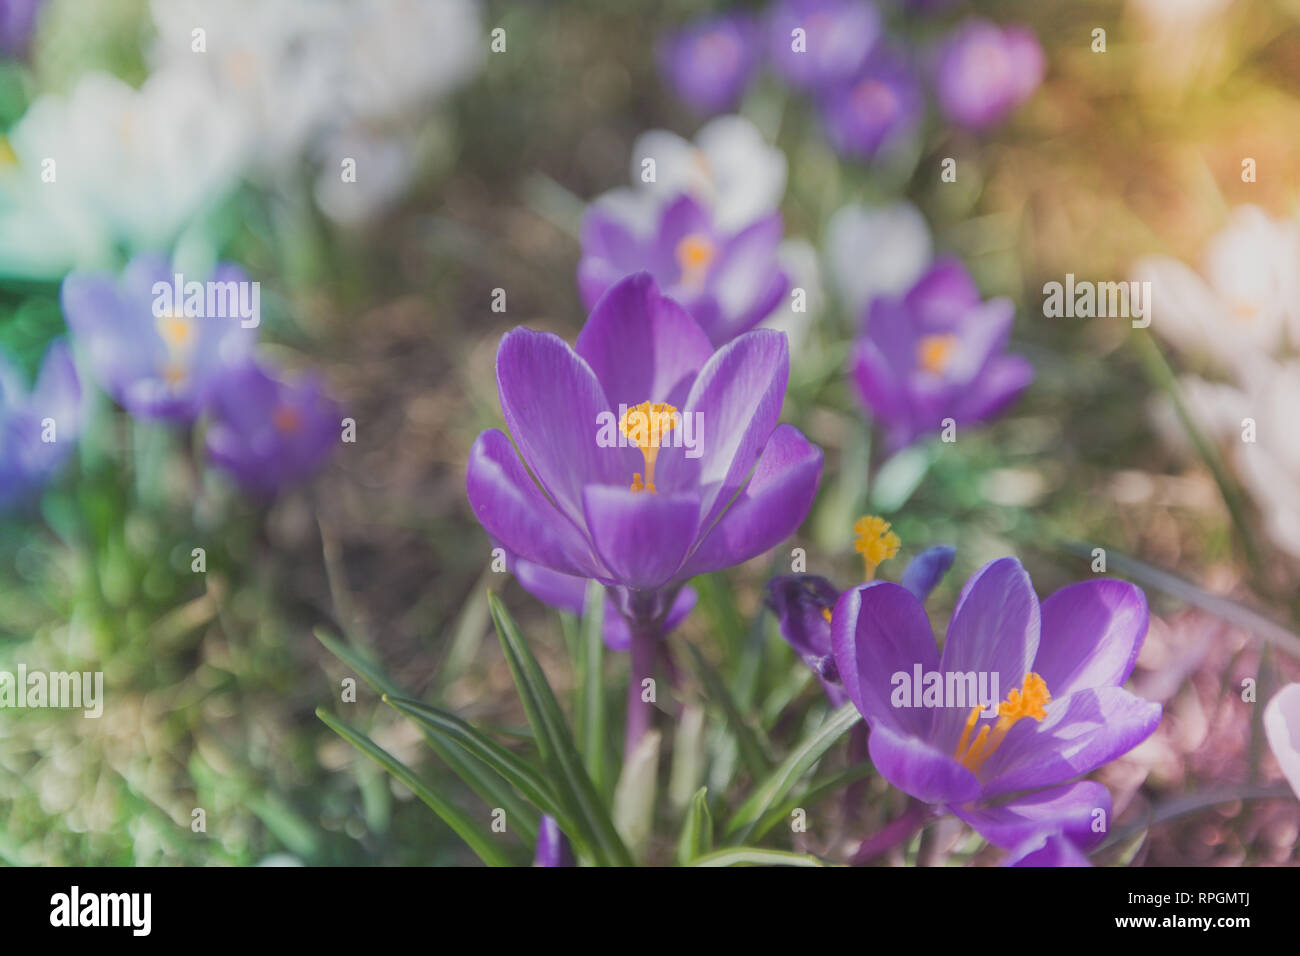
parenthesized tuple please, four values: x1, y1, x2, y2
(1231, 358, 1300, 558)
(0, 71, 249, 278)
(150, 0, 337, 176)
(1264, 683, 1300, 801)
(1133, 206, 1300, 374)
(598, 115, 787, 234)
(824, 200, 932, 318)
(312, 126, 419, 226)
(335, 0, 483, 124)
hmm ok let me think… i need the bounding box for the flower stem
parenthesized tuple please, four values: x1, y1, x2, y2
(624, 620, 659, 762)
(850, 801, 933, 865)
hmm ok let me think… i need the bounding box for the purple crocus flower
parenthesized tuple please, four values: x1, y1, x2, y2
(0, 340, 81, 508)
(534, 815, 576, 867)
(818, 49, 924, 161)
(850, 256, 1033, 451)
(657, 13, 760, 115)
(767, 0, 882, 93)
(579, 194, 788, 347)
(0, 0, 43, 58)
(61, 254, 258, 423)
(767, 528, 954, 706)
(466, 272, 822, 753)
(832, 556, 1161, 855)
(508, 552, 697, 653)
(204, 360, 339, 497)
(934, 19, 1044, 132)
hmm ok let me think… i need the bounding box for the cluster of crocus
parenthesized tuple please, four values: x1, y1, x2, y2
(579, 115, 802, 349)
(579, 194, 789, 348)
(0, 340, 81, 509)
(60, 254, 340, 498)
(466, 272, 823, 753)
(657, 1, 1044, 159)
(1137, 206, 1300, 559)
(849, 256, 1034, 451)
(829, 551, 1160, 863)
(766, 514, 954, 706)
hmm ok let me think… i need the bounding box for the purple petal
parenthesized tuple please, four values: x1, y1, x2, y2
(678, 424, 822, 577)
(980, 687, 1162, 797)
(1003, 831, 1092, 867)
(1032, 579, 1149, 700)
(900, 545, 956, 602)
(952, 780, 1112, 850)
(931, 558, 1040, 749)
(577, 205, 645, 311)
(534, 815, 576, 867)
(950, 353, 1033, 423)
(581, 485, 700, 590)
(655, 328, 789, 524)
(831, 581, 940, 736)
(495, 328, 638, 525)
(465, 429, 600, 579)
(867, 721, 980, 805)
(574, 272, 714, 411)
(905, 257, 982, 326)
(765, 574, 839, 669)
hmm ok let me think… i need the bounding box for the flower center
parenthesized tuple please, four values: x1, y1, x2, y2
(156, 312, 196, 390)
(853, 514, 900, 581)
(953, 672, 1051, 774)
(1229, 299, 1258, 323)
(157, 313, 195, 350)
(917, 334, 958, 375)
(853, 80, 898, 124)
(620, 401, 679, 493)
(698, 30, 741, 72)
(273, 404, 302, 434)
(675, 234, 716, 290)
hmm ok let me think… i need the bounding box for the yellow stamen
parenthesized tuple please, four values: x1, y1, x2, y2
(675, 234, 716, 289)
(161, 361, 189, 389)
(917, 333, 958, 375)
(853, 514, 900, 581)
(821, 607, 833, 623)
(620, 401, 679, 494)
(954, 673, 1051, 774)
(156, 313, 195, 351)
(1230, 300, 1258, 323)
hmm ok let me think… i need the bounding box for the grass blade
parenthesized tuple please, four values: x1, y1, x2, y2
(675, 786, 713, 865)
(382, 693, 573, 836)
(683, 641, 772, 778)
(489, 592, 634, 866)
(316, 708, 513, 867)
(689, 847, 827, 867)
(725, 702, 862, 842)
(577, 580, 608, 794)
(315, 627, 539, 842)
(1057, 543, 1300, 659)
